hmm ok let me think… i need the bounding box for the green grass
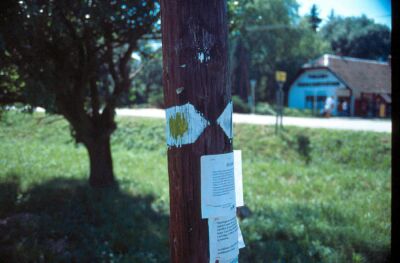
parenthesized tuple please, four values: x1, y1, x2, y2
(0, 111, 391, 262)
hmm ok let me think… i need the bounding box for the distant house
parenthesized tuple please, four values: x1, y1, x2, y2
(288, 54, 391, 117)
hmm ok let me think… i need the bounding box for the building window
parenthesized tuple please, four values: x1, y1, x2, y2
(305, 95, 326, 111)
(308, 73, 328, 79)
(298, 82, 340, 87)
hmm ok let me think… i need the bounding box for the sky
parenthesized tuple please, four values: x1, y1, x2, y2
(297, 0, 392, 28)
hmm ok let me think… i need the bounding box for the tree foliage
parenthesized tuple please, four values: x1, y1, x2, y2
(320, 15, 391, 60)
(0, 65, 25, 105)
(129, 48, 163, 107)
(308, 4, 322, 32)
(228, 0, 330, 103)
(0, 0, 160, 186)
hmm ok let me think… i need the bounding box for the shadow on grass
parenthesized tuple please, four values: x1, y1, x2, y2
(0, 175, 169, 263)
(0, 175, 390, 263)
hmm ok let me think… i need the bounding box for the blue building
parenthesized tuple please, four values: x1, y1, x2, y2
(288, 54, 391, 117)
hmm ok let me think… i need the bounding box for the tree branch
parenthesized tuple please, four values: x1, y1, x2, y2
(89, 78, 100, 119)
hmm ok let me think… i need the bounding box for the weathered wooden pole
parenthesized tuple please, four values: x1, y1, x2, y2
(160, 1, 231, 262)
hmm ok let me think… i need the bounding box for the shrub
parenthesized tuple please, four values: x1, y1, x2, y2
(148, 91, 164, 109)
(255, 102, 276, 115)
(232, 95, 250, 113)
(296, 134, 312, 164)
(284, 108, 314, 117)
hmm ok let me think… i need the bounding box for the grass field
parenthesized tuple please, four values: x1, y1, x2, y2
(0, 111, 391, 263)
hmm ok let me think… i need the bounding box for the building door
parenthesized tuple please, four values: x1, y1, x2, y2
(337, 97, 350, 116)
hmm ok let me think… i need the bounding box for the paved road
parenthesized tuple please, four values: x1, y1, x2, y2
(116, 108, 391, 133)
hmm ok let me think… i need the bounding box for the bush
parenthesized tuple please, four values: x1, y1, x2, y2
(255, 102, 276, 115)
(232, 95, 250, 113)
(148, 91, 164, 108)
(283, 107, 313, 117)
(296, 134, 312, 164)
(252, 102, 313, 117)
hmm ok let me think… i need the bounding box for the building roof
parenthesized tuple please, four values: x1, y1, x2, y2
(303, 54, 391, 94)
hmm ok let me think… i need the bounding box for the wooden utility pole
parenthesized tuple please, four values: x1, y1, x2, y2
(160, 1, 231, 262)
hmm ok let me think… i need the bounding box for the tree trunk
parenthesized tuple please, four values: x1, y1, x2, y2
(86, 135, 115, 187)
(232, 38, 250, 101)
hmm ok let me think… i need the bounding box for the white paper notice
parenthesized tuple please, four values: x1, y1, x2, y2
(234, 150, 244, 207)
(201, 152, 236, 218)
(208, 214, 239, 263)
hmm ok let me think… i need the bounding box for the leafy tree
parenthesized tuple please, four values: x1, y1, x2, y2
(129, 48, 163, 107)
(308, 4, 322, 32)
(230, 37, 250, 102)
(0, 0, 160, 187)
(227, 0, 254, 103)
(320, 15, 391, 60)
(0, 65, 25, 105)
(328, 9, 335, 21)
(227, 0, 330, 103)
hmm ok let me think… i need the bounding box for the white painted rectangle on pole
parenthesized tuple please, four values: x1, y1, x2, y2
(201, 152, 236, 218)
(234, 150, 244, 207)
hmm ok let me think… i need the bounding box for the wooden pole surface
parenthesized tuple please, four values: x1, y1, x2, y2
(160, 1, 231, 262)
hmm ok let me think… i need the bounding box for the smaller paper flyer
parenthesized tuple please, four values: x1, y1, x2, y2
(208, 214, 239, 263)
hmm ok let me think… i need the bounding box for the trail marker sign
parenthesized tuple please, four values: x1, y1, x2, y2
(275, 71, 287, 83)
(275, 70, 286, 134)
